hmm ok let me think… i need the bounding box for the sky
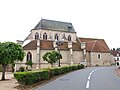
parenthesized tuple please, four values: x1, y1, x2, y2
(0, 0, 120, 49)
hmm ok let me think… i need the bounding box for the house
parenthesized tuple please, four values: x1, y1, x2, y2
(79, 38, 111, 66)
(16, 19, 111, 70)
(111, 48, 120, 65)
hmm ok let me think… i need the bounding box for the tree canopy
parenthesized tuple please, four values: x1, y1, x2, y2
(42, 51, 62, 67)
(0, 42, 25, 80)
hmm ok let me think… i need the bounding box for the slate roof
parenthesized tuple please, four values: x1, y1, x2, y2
(33, 19, 76, 33)
(23, 40, 81, 51)
(79, 38, 110, 53)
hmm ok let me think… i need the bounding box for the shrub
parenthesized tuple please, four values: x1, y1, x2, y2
(14, 64, 84, 85)
(18, 67, 25, 72)
(14, 70, 49, 85)
(71, 65, 78, 70)
(77, 64, 84, 69)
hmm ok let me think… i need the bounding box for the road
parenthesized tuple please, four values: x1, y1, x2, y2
(35, 66, 120, 90)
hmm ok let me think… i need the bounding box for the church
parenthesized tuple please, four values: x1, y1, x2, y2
(16, 19, 111, 70)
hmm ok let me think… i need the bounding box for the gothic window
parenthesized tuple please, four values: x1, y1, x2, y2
(35, 32, 39, 40)
(26, 52, 32, 61)
(43, 33, 47, 40)
(55, 34, 59, 40)
(68, 35, 71, 42)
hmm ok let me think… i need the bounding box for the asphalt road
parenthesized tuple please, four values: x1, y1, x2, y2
(35, 66, 120, 90)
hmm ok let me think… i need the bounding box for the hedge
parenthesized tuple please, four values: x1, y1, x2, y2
(14, 64, 84, 85)
(14, 70, 49, 85)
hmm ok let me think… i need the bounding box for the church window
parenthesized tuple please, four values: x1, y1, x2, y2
(35, 32, 39, 40)
(43, 33, 47, 40)
(55, 34, 59, 40)
(26, 52, 32, 61)
(68, 35, 71, 42)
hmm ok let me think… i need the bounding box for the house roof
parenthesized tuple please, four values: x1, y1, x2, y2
(33, 19, 76, 33)
(23, 40, 81, 51)
(79, 38, 110, 53)
(111, 50, 120, 57)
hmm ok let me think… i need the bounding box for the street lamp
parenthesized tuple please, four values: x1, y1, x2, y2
(55, 39, 64, 67)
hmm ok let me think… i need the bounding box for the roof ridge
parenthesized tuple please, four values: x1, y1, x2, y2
(41, 19, 72, 24)
(91, 40, 97, 51)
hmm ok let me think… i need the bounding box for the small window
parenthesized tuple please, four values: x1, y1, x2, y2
(97, 54, 101, 59)
(68, 35, 71, 42)
(35, 32, 39, 40)
(117, 57, 119, 61)
(26, 52, 32, 61)
(43, 33, 47, 40)
(55, 34, 59, 40)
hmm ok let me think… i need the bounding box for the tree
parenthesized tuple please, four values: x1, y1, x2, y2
(0, 42, 25, 80)
(25, 60, 32, 70)
(42, 51, 62, 67)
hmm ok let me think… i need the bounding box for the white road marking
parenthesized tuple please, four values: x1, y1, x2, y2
(86, 68, 101, 89)
(89, 72, 93, 76)
(86, 80, 90, 88)
(88, 75, 91, 80)
(91, 70, 94, 73)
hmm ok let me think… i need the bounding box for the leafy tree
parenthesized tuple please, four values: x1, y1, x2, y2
(0, 42, 25, 80)
(43, 51, 62, 67)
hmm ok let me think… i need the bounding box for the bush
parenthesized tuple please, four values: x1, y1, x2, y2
(14, 64, 84, 85)
(77, 64, 84, 69)
(14, 70, 49, 85)
(18, 67, 25, 72)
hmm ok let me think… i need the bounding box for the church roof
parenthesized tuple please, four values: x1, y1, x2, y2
(79, 38, 110, 53)
(23, 40, 81, 51)
(33, 19, 76, 33)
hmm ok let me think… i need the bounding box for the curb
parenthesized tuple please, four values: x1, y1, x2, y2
(114, 68, 120, 77)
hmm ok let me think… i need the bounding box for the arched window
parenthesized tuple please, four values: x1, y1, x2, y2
(43, 33, 47, 40)
(35, 32, 39, 40)
(68, 35, 71, 42)
(55, 34, 59, 40)
(26, 52, 32, 61)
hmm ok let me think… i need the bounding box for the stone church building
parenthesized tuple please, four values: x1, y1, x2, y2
(16, 19, 111, 70)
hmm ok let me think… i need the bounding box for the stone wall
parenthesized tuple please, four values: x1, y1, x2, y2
(88, 52, 111, 66)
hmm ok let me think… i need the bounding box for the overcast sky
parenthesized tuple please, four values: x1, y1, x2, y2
(0, 0, 120, 49)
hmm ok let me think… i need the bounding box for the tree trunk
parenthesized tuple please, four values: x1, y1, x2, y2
(51, 63, 53, 67)
(1, 64, 7, 80)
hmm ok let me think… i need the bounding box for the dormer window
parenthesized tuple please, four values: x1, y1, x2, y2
(35, 32, 39, 40)
(43, 33, 47, 40)
(55, 34, 59, 40)
(68, 35, 71, 42)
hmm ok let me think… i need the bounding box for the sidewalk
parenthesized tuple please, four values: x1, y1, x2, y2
(0, 72, 19, 90)
(115, 67, 120, 77)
